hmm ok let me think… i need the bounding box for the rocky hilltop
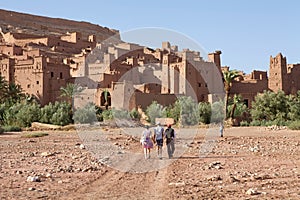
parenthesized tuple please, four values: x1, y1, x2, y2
(0, 9, 120, 42)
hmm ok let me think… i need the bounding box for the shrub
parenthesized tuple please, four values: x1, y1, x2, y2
(162, 104, 180, 124)
(240, 121, 249, 126)
(211, 101, 225, 123)
(73, 103, 98, 124)
(130, 108, 141, 120)
(250, 120, 263, 126)
(102, 109, 113, 120)
(2, 125, 22, 132)
(198, 102, 211, 124)
(95, 105, 103, 121)
(40, 101, 72, 126)
(146, 101, 163, 124)
(112, 109, 131, 120)
(3, 101, 40, 127)
(21, 132, 49, 138)
(251, 90, 289, 122)
(287, 121, 300, 130)
(178, 96, 199, 126)
(0, 126, 3, 134)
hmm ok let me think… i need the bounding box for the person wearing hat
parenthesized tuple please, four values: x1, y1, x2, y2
(153, 122, 164, 159)
(141, 125, 153, 159)
(165, 124, 175, 159)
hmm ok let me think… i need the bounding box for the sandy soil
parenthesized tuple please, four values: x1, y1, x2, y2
(0, 126, 299, 199)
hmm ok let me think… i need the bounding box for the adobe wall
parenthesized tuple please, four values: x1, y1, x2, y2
(288, 64, 300, 94)
(230, 79, 268, 107)
(131, 92, 178, 110)
(0, 58, 15, 83)
(0, 44, 22, 56)
(13, 57, 44, 103)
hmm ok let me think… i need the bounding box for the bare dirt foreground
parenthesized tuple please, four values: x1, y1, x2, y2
(0, 127, 299, 200)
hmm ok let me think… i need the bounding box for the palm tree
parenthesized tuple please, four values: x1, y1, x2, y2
(60, 83, 84, 104)
(7, 83, 24, 104)
(0, 75, 8, 103)
(223, 70, 239, 119)
(229, 94, 242, 119)
(60, 83, 84, 119)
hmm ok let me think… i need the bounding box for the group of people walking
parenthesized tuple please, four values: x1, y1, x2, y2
(140, 123, 175, 159)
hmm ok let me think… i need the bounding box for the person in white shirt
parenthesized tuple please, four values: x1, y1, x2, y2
(153, 122, 164, 159)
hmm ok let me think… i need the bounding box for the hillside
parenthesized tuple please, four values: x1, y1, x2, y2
(0, 9, 120, 42)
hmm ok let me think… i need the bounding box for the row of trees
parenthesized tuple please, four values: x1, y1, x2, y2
(2, 73, 300, 131)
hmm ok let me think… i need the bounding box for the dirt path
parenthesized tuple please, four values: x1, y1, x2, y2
(0, 127, 299, 199)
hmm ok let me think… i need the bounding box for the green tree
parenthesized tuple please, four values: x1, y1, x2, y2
(251, 90, 289, 125)
(162, 104, 180, 123)
(287, 91, 300, 121)
(211, 100, 225, 123)
(223, 70, 239, 119)
(60, 83, 84, 104)
(178, 96, 199, 126)
(73, 103, 98, 124)
(6, 83, 24, 104)
(130, 108, 141, 120)
(0, 75, 8, 103)
(146, 101, 163, 124)
(3, 101, 40, 127)
(198, 102, 212, 124)
(40, 101, 72, 125)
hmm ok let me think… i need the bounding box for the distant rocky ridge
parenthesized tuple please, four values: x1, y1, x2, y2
(0, 9, 120, 42)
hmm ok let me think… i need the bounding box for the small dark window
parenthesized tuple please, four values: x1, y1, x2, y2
(244, 99, 249, 107)
(60, 72, 63, 79)
(36, 81, 39, 85)
(198, 83, 201, 87)
(27, 84, 30, 88)
(51, 72, 54, 78)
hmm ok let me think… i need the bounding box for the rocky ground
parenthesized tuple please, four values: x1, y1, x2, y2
(0, 127, 299, 199)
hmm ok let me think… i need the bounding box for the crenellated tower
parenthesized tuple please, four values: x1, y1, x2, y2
(268, 53, 288, 93)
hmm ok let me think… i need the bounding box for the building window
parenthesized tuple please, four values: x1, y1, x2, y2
(36, 81, 39, 85)
(27, 84, 30, 88)
(244, 99, 249, 107)
(198, 83, 201, 87)
(60, 72, 63, 79)
(51, 72, 54, 78)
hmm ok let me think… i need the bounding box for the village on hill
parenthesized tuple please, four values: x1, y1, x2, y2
(0, 9, 299, 200)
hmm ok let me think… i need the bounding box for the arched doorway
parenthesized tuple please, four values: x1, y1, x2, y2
(100, 91, 111, 109)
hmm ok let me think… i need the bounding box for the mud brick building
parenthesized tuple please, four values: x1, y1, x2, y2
(0, 9, 299, 110)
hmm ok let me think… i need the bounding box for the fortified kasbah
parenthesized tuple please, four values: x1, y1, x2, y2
(1, 9, 300, 110)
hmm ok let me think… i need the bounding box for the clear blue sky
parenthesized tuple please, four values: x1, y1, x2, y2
(0, 0, 299, 74)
